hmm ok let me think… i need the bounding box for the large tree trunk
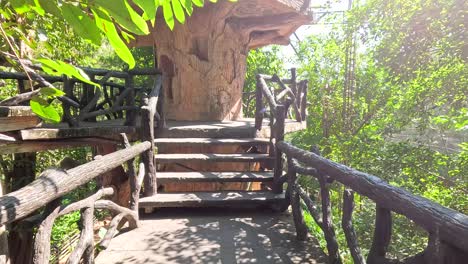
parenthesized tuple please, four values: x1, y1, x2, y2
(135, 1, 310, 121)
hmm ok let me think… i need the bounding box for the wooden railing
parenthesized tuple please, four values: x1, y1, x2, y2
(252, 69, 308, 193)
(0, 67, 164, 263)
(277, 141, 468, 264)
(0, 140, 150, 263)
(251, 69, 467, 264)
(253, 68, 308, 131)
(0, 67, 162, 127)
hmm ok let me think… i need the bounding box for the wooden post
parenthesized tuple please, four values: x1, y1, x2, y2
(301, 81, 308, 121)
(63, 76, 79, 127)
(95, 144, 130, 207)
(157, 75, 166, 128)
(287, 157, 308, 241)
(319, 174, 342, 264)
(0, 181, 8, 264)
(273, 105, 285, 193)
(367, 205, 392, 264)
(290, 68, 297, 96)
(255, 74, 264, 130)
(124, 74, 136, 126)
(342, 189, 365, 264)
(8, 153, 36, 264)
(141, 105, 157, 197)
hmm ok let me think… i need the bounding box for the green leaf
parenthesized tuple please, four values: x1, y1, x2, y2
(162, 0, 174, 30)
(37, 0, 61, 16)
(61, 3, 102, 46)
(181, 0, 193, 15)
(39, 87, 65, 97)
(10, 0, 31, 14)
(192, 0, 204, 7)
(172, 0, 185, 24)
(30, 96, 61, 123)
(94, 0, 149, 35)
(133, 0, 157, 20)
(37, 58, 100, 86)
(92, 9, 136, 68)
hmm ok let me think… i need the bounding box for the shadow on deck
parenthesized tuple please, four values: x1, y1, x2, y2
(95, 208, 326, 264)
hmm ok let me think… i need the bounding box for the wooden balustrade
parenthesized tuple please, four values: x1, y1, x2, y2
(0, 140, 150, 263)
(277, 140, 468, 264)
(253, 68, 308, 130)
(0, 68, 162, 128)
(0, 66, 165, 263)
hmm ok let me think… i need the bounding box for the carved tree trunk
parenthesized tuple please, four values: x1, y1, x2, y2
(135, 0, 310, 121)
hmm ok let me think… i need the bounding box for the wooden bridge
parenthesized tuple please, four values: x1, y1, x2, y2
(0, 68, 467, 264)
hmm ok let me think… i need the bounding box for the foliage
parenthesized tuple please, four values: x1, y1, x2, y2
(0, 0, 237, 121)
(266, 0, 467, 262)
(243, 46, 286, 117)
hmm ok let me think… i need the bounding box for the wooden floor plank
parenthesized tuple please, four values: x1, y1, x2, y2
(155, 153, 273, 162)
(154, 137, 270, 146)
(158, 171, 274, 183)
(139, 191, 285, 208)
(20, 126, 136, 140)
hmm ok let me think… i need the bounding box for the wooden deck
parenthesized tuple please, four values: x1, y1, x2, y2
(95, 208, 326, 264)
(158, 118, 306, 138)
(0, 118, 305, 154)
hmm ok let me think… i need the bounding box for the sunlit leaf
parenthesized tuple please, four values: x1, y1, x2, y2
(192, 0, 204, 7)
(162, 0, 174, 30)
(94, 0, 149, 35)
(172, 0, 185, 24)
(61, 3, 102, 46)
(133, 0, 157, 20)
(30, 96, 61, 123)
(92, 9, 136, 68)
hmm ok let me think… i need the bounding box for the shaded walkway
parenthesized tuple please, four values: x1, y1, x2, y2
(95, 208, 326, 264)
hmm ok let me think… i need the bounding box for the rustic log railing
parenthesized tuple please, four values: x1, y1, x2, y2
(0, 66, 165, 263)
(0, 140, 151, 263)
(253, 68, 308, 130)
(0, 67, 162, 128)
(277, 141, 468, 264)
(251, 68, 307, 193)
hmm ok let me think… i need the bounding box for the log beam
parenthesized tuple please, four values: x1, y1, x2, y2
(277, 141, 468, 252)
(0, 142, 151, 225)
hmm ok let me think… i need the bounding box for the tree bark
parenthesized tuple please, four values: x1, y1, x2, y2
(134, 0, 310, 121)
(95, 144, 131, 207)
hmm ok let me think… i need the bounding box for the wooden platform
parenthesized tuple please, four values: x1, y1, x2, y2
(95, 208, 326, 264)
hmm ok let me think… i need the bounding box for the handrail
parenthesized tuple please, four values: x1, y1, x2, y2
(139, 74, 163, 197)
(0, 141, 151, 225)
(277, 140, 468, 264)
(253, 68, 307, 132)
(253, 69, 308, 193)
(0, 67, 162, 128)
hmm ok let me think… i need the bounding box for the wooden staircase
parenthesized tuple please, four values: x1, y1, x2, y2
(139, 136, 286, 210)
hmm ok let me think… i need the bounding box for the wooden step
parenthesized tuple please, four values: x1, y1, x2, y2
(139, 191, 285, 208)
(154, 137, 270, 146)
(158, 171, 274, 183)
(155, 153, 273, 163)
